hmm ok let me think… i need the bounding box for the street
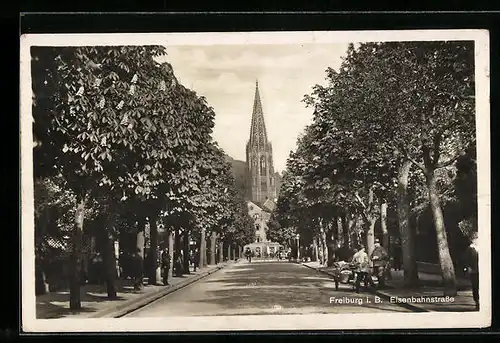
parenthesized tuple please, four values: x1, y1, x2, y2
(126, 260, 411, 317)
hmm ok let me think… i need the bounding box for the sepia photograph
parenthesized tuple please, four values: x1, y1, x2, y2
(20, 30, 490, 332)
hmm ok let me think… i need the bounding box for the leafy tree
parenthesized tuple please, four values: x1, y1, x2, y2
(302, 41, 475, 294)
(31, 45, 221, 306)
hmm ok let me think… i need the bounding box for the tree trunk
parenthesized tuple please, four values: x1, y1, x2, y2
(397, 159, 419, 287)
(218, 239, 223, 264)
(183, 230, 190, 274)
(364, 187, 377, 256)
(174, 229, 182, 275)
(136, 217, 146, 285)
(210, 231, 216, 265)
(380, 201, 389, 249)
(198, 228, 205, 268)
(204, 234, 209, 267)
(322, 226, 328, 265)
(168, 231, 174, 280)
(226, 243, 231, 261)
(103, 224, 117, 299)
(148, 213, 159, 285)
(312, 237, 319, 262)
(341, 213, 350, 248)
(426, 171, 457, 296)
(136, 217, 145, 259)
(325, 220, 335, 266)
(69, 193, 86, 310)
(318, 220, 328, 265)
(366, 218, 376, 257)
(35, 260, 49, 295)
(336, 217, 343, 247)
(347, 214, 356, 249)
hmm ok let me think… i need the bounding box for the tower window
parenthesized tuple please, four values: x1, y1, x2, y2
(260, 155, 266, 175)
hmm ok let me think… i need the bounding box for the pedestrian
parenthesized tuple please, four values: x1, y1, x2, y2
(193, 248, 200, 272)
(393, 238, 403, 271)
(463, 231, 479, 311)
(174, 252, 184, 277)
(132, 249, 143, 291)
(370, 238, 389, 288)
(161, 247, 171, 286)
(245, 248, 252, 263)
(352, 245, 374, 293)
(91, 252, 104, 285)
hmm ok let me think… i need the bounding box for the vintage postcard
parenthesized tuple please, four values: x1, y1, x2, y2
(20, 29, 491, 332)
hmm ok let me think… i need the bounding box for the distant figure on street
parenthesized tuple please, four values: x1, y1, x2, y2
(352, 245, 374, 293)
(192, 248, 200, 272)
(463, 232, 479, 311)
(174, 252, 183, 277)
(91, 252, 104, 285)
(161, 247, 171, 286)
(132, 249, 143, 290)
(392, 238, 403, 271)
(370, 238, 389, 288)
(245, 248, 252, 263)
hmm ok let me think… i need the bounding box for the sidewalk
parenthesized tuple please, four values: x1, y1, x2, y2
(303, 261, 477, 312)
(36, 261, 234, 319)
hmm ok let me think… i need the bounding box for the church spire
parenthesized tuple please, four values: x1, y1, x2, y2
(246, 80, 276, 204)
(249, 80, 268, 147)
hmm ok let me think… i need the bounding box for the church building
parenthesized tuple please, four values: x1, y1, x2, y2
(246, 81, 277, 205)
(243, 81, 282, 256)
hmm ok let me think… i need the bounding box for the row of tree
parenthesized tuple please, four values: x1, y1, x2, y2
(32, 46, 255, 310)
(267, 41, 477, 296)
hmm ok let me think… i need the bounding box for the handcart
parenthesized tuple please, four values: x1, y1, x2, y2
(331, 261, 357, 291)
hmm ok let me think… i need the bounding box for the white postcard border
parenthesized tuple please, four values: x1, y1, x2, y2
(20, 29, 491, 332)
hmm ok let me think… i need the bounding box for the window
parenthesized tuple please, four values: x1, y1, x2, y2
(260, 155, 266, 175)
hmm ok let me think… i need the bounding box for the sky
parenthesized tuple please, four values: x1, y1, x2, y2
(157, 43, 349, 173)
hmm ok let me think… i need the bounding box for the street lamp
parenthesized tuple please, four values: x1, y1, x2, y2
(296, 233, 300, 261)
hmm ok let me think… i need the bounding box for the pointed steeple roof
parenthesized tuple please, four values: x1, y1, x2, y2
(249, 80, 268, 147)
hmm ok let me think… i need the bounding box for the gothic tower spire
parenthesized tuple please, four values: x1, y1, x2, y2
(246, 81, 276, 205)
(249, 80, 268, 147)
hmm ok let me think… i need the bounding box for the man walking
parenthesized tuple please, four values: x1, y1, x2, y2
(161, 247, 171, 286)
(192, 248, 200, 272)
(352, 245, 374, 293)
(371, 238, 389, 288)
(245, 248, 252, 263)
(464, 232, 479, 311)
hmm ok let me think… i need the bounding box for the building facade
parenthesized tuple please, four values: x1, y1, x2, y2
(244, 201, 282, 257)
(246, 81, 277, 205)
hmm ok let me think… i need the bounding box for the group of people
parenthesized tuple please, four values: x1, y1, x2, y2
(112, 247, 202, 290)
(350, 239, 390, 293)
(348, 235, 479, 311)
(160, 247, 201, 284)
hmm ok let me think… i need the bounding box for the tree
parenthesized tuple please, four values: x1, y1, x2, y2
(303, 41, 475, 294)
(31, 45, 220, 306)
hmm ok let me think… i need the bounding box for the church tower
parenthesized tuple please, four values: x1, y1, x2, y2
(246, 81, 276, 204)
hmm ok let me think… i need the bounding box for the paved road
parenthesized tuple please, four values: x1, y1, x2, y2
(126, 260, 411, 317)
